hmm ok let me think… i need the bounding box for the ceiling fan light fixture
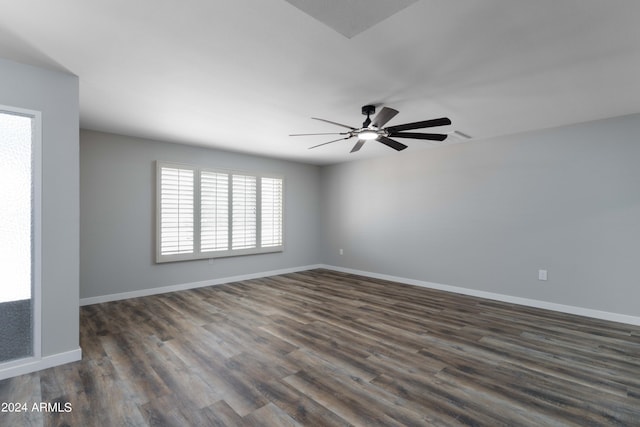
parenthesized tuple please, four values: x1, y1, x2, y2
(358, 130, 378, 140)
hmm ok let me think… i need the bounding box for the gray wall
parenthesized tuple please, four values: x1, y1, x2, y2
(320, 114, 640, 317)
(0, 58, 80, 357)
(80, 130, 321, 299)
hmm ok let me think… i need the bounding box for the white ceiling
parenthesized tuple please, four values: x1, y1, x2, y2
(1, 0, 639, 165)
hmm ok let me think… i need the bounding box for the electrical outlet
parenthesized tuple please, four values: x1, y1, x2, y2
(339, 248, 344, 255)
(538, 269, 547, 281)
(208, 258, 214, 265)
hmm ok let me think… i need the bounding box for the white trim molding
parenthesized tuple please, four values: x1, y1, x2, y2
(79, 263, 640, 326)
(80, 264, 324, 306)
(320, 265, 640, 327)
(0, 348, 82, 381)
(0, 105, 44, 378)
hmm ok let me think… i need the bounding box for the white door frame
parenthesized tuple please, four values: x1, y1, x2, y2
(0, 104, 42, 373)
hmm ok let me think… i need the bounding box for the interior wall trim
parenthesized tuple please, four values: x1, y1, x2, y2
(79, 264, 324, 306)
(79, 263, 640, 326)
(0, 348, 82, 381)
(320, 265, 640, 327)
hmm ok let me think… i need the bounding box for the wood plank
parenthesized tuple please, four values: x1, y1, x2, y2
(249, 378, 351, 427)
(243, 402, 302, 427)
(199, 400, 244, 427)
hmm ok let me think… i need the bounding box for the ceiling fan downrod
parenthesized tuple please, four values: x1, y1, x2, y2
(362, 104, 375, 128)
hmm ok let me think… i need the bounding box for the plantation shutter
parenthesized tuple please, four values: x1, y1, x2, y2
(159, 166, 194, 255)
(201, 171, 229, 252)
(261, 177, 283, 248)
(231, 174, 257, 250)
(156, 162, 282, 262)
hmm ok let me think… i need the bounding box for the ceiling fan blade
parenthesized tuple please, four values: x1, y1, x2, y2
(308, 135, 353, 149)
(378, 136, 407, 151)
(385, 117, 451, 133)
(371, 107, 399, 128)
(289, 132, 349, 137)
(388, 132, 448, 141)
(311, 117, 356, 130)
(350, 139, 365, 153)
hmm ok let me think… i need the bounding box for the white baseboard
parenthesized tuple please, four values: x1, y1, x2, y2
(80, 264, 324, 306)
(79, 263, 640, 327)
(0, 348, 82, 381)
(320, 265, 640, 327)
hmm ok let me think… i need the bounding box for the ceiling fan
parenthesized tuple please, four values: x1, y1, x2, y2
(290, 105, 451, 153)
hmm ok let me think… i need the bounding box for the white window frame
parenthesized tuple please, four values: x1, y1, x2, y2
(0, 105, 42, 372)
(155, 161, 284, 263)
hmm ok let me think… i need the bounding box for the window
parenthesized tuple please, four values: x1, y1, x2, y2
(201, 171, 229, 252)
(156, 162, 283, 262)
(159, 166, 194, 256)
(231, 174, 257, 250)
(261, 177, 283, 247)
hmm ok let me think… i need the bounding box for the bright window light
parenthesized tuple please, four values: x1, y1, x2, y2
(0, 112, 33, 303)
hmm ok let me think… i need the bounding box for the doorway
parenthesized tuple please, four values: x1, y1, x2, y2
(0, 106, 40, 364)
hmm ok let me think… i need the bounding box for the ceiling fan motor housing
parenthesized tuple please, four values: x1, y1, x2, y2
(361, 105, 376, 116)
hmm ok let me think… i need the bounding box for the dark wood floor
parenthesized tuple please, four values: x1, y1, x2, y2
(2, 269, 640, 426)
